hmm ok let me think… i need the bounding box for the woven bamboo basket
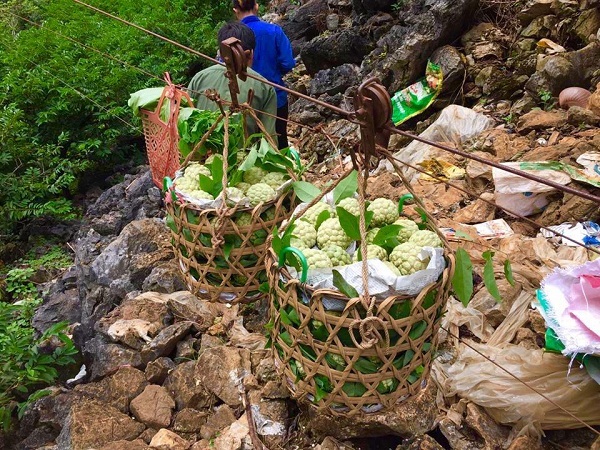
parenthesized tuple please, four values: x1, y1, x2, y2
(266, 226, 454, 416)
(166, 189, 296, 303)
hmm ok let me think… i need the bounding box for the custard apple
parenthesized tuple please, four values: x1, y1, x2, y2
(366, 227, 380, 244)
(186, 189, 214, 201)
(409, 230, 442, 248)
(236, 151, 247, 163)
(292, 220, 317, 248)
(394, 219, 419, 243)
(205, 154, 223, 165)
(235, 212, 253, 227)
(303, 248, 332, 269)
(235, 182, 252, 193)
(290, 238, 309, 250)
(317, 218, 352, 249)
(174, 176, 198, 193)
(263, 172, 289, 190)
(243, 166, 268, 185)
(301, 202, 334, 227)
(354, 244, 387, 262)
(383, 261, 401, 276)
(337, 197, 360, 216)
(389, 242, 429, 275)
(184, 163, 211, 179)
(261, 206, 278, 222)
(247, 183, 276, 206)
(322, 245, 352, 266)
(367, 198, 399, 227)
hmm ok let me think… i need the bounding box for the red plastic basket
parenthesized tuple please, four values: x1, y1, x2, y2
(140, 75, 194, 187)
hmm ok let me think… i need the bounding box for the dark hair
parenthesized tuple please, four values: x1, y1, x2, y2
(217, 22, 256, 51)
(232, 0, 256, 12)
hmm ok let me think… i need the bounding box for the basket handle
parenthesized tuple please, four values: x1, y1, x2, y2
(278, 246, 309, 284)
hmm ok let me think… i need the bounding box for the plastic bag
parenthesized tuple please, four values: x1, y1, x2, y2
(435, 342, 600, 432)
(381, 105, 494, 182)
(492, 162, 572, 217)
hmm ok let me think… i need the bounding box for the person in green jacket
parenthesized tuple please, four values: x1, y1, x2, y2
(187, 22, 277, 141)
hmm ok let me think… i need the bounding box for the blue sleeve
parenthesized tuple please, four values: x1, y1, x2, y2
(276, 27, 295, 74)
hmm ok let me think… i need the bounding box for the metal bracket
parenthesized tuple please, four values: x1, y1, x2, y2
(353, 78, 392, 167)
(220, 37, 249, 109)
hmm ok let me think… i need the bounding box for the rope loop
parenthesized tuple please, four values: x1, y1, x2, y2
(349, 315, 390, 350)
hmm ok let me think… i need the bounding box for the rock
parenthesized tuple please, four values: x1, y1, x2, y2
(249, 391, 288, 446)
(453, 197, 496, 224)
(163, 361, 215, 410)
(199, 334, 224, 353)
(573, 7, 600, 44)
(430, 46, 466, 97)
(461, 23, 508, 60)
(520, 14, 556, 38)
(326, 13, 340, 31)
(74, 366, 148, 413)
(517, 109, 567, 132)
(141, 321, 194, 363)
(588, 83, 600, 116)
(77, 219, 174, 341)
(353, 0, 396, 14)
(361, 0, 478, 92)
(130, 385, 175, 429)
(167, 291, 221, 331)
(34, 265, 80, 334)
(399, 435, 445, 450)
(83, 336, 144, 380)
(200, 405, 237, 440)
(56, 398, 145, 450)
(305, 382, 438, 439)
(141, 261, 187, 293)
(508, 435, 543, 450)
(510, 94, 537, 116)
(514, 327, 540, 349)
(190, 440, 211, 450)
(289, 97, 324, 125)
(213, 414, 252, 450)
(145, 357, 175, 384)
(518, 0, 553, 24)
(281, 0, 328, 54)
(301, 28, 374, 75)
(138, 428, 158, 444)
(16, 426, 57, 450)
(149, 429, 190, 450)
(172, 409, 209, 434)
(309, 64, 360, 97)
(567, 106, 600, 126)
(98, 439, 150, 450)
(474, 66, 528, 99)
(175, 337, 197, 360)
(197, 346, 252, 407)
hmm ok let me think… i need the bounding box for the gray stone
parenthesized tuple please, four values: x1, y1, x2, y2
(517, 0, 553, 25)
(573, 7, 600, 44)
(281, 0, 328, 54)
(430, 46, 466, 97)
(166, 291, 221, 331)
(301, 28, 374, 75)
(361, 0, 479, 92)
(141, 261, 187, 294)
(567, 106, 600, 126)
(83, 336, 144, 380)
(141, 321, 194, 363)
(309, 64, 360, 96)
(200, 405, 237, 440)
(520, 14, 557, 38)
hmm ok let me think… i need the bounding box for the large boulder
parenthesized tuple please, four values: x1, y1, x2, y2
(281, 0, 329, 54)
(361, 0, 479, 92)
(309, 64, 361, 96)
(301, 28, 374, 75)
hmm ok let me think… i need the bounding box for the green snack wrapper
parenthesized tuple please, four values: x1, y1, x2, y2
(391, 61, 443, 125)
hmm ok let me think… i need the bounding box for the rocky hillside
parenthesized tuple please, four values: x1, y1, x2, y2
(2, 1, 600, 449)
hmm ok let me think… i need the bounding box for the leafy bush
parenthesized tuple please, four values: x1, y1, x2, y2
(0, 0, 232, 233)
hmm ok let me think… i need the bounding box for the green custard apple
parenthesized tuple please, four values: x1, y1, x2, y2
(389, 242, 429, 275)
(303, 248, 333, 269)
(321, 245, 352, 266)
(301, 202, 335, 228)
(243, 166, 268, 185)
(409, 230, 442, 248)
(394, 219, 419, 243)
(353, 244, 388, 262)
(292, 220, 317, 248)
(317, 218, 352, 250)
(247, 183, 276, 206)
(337, 197, 360, 216)
(367, 198, 399, 227)
(263, 171, 289, 190)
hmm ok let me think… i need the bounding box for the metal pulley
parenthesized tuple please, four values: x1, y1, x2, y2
(220, 37, 249, 108)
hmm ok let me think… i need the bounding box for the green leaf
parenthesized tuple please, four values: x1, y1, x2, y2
(342, 382, 367, 397)
(373, 225, 402, 246)
(259, 282, 270, 294)
(315, 210, 331, 230)
(353, 357, 379, 374)
(333, 170, 358, 204)
(504, 259, 515, 286)
(409, 321, 427, 340)
(238, 146, 259, 172)
(452, 248, 473, 307)
(292, 181, 321, 203)
(279, 309, 292, 327)
(223, 242, 234, 261)
(332, 269, 359, 298)
(336, 207, 360, 240)
(483, 251, 501, 302)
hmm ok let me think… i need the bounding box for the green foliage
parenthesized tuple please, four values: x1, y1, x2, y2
(538, 89, 556, 111)
(0, 0, 232, 233)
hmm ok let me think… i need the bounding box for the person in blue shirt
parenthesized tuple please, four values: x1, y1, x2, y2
(233, 0, 295, 150)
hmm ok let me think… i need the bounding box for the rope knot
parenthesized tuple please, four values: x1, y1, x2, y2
(349, 315, 390, 350)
